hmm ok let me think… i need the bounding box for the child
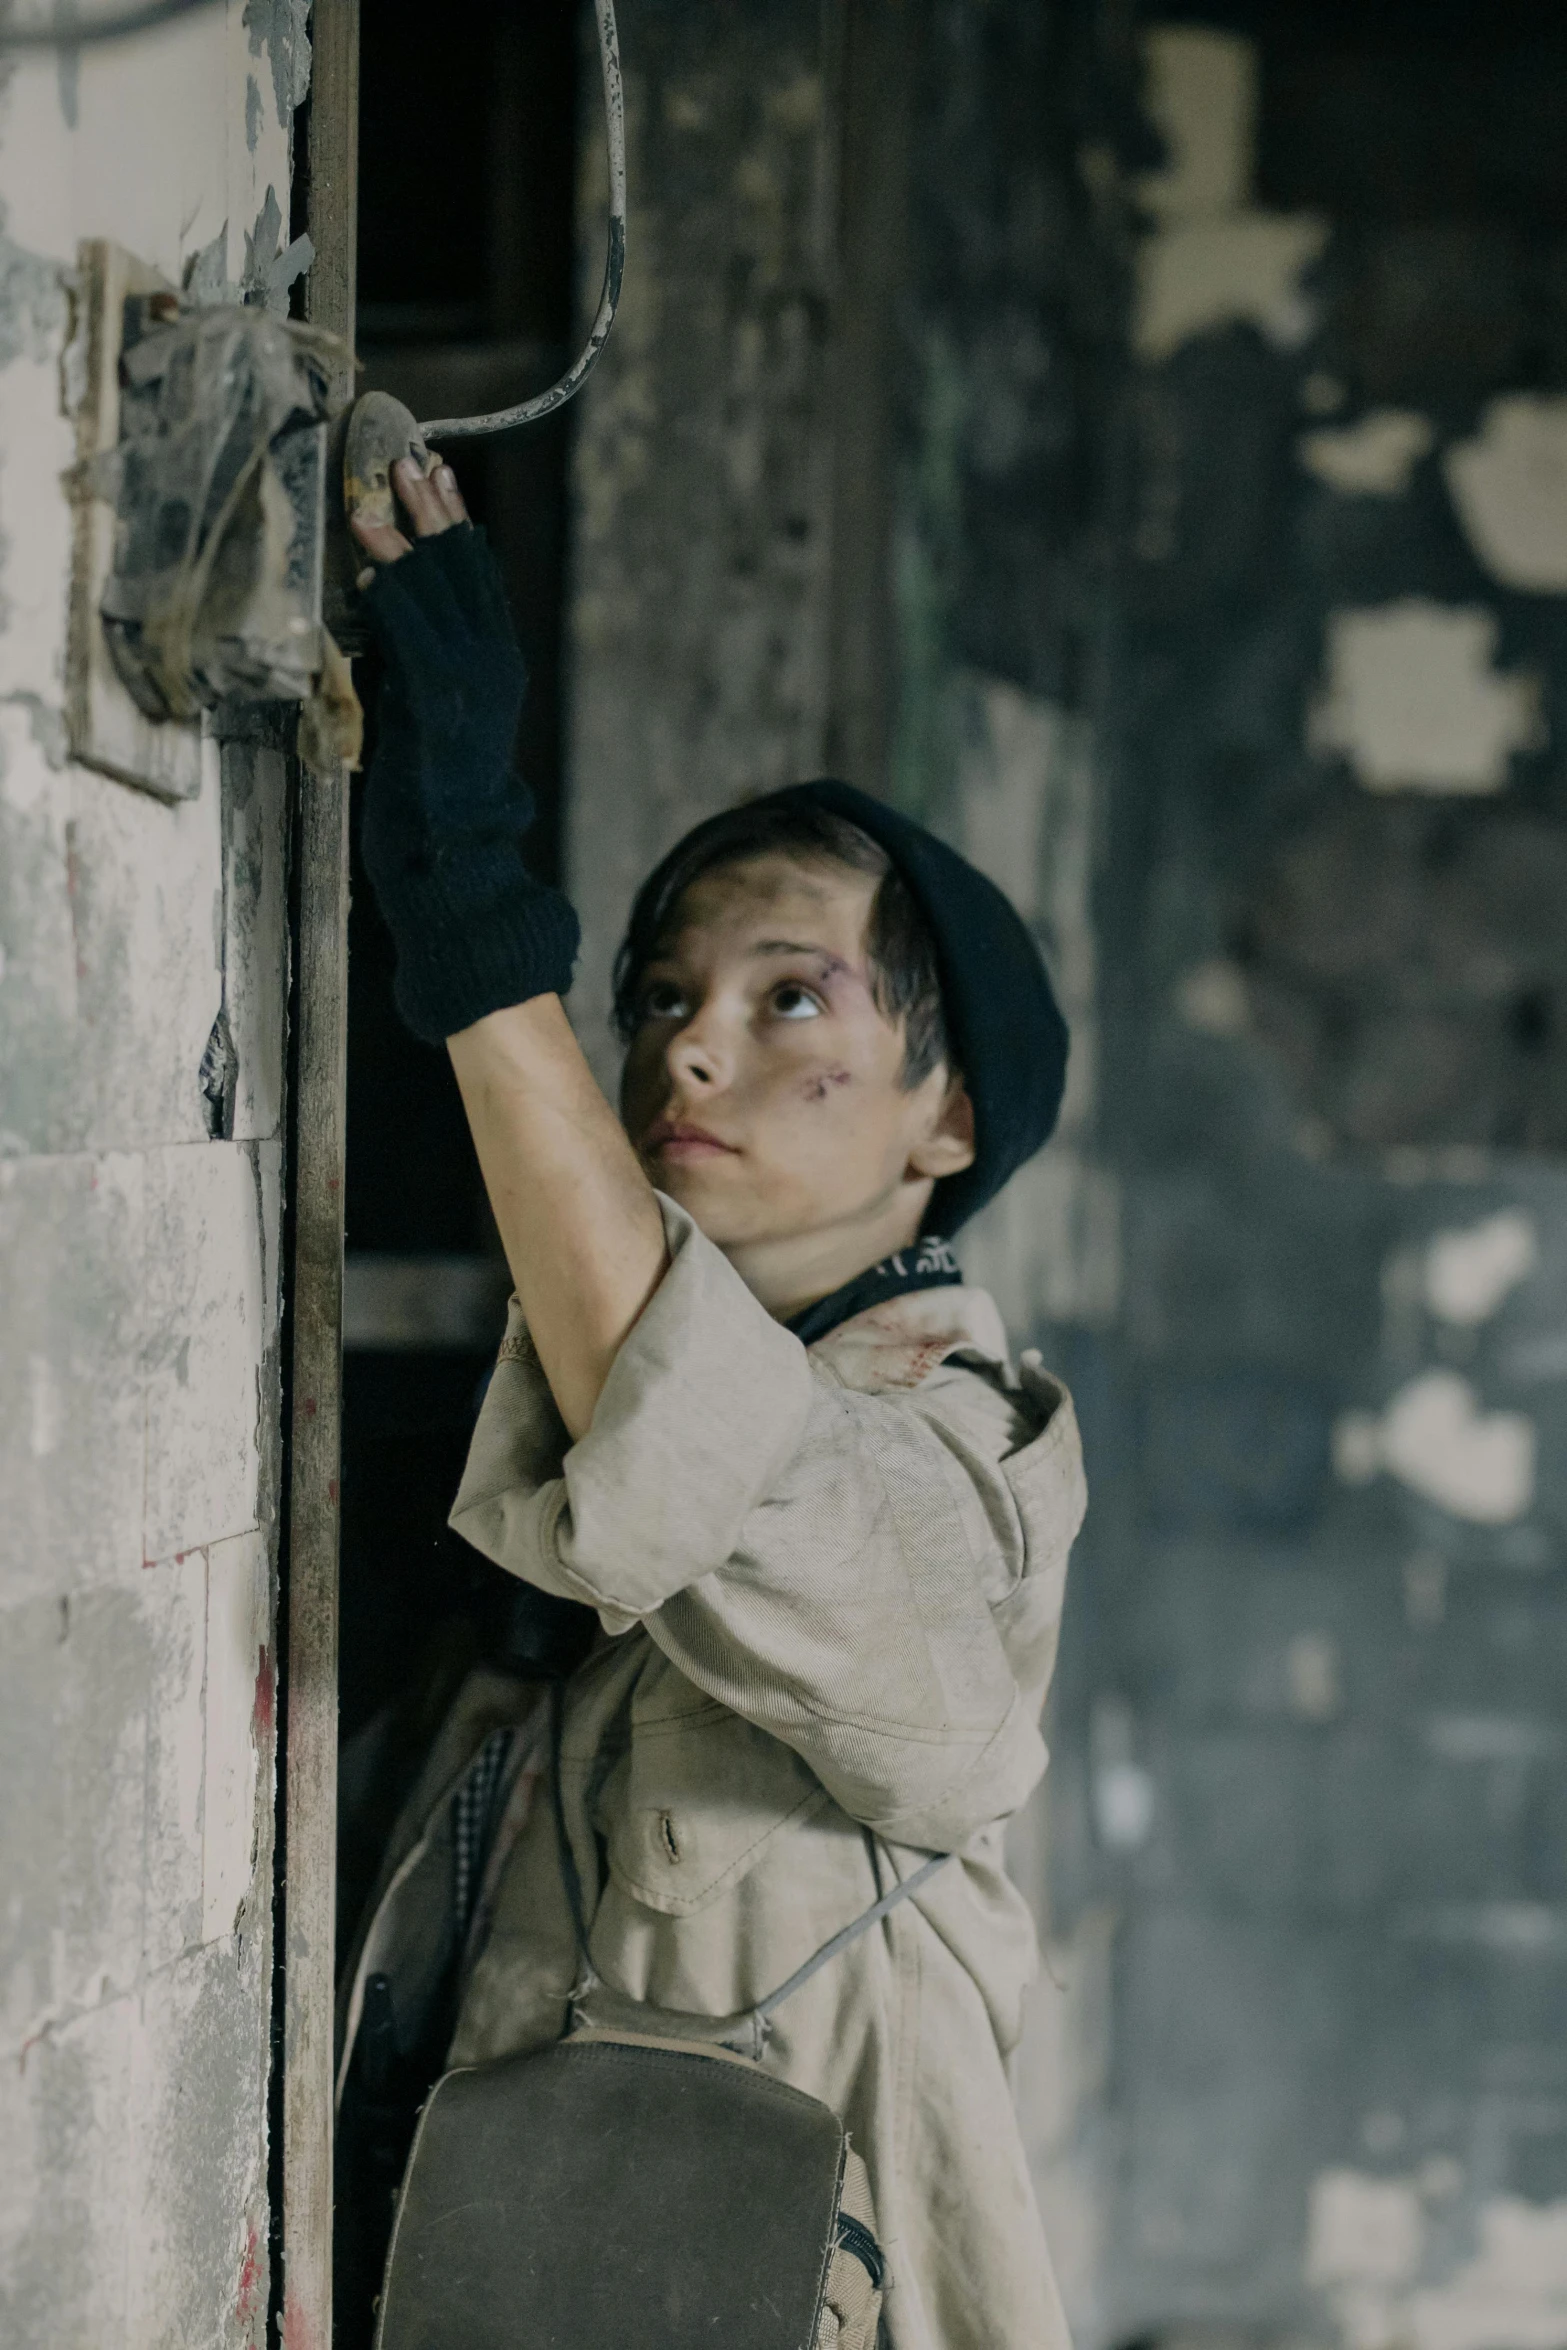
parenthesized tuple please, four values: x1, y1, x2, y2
(350, 461, 1086, 2350)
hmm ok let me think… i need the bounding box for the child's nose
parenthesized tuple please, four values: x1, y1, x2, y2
(667, 1010, 732, 1091)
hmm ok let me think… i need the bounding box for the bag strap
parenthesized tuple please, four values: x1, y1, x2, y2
(550, 1680, 600, 1990)
(549, 1680, 950, 2039)
(750, 1846, 949, 2026)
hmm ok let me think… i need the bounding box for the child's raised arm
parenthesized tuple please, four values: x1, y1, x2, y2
(352, 461, 668, 1440)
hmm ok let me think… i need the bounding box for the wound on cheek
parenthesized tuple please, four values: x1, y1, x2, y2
(804, 1068, 854, 1102)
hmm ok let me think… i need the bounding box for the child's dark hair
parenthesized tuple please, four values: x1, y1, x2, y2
(612, 799, 952, 1088)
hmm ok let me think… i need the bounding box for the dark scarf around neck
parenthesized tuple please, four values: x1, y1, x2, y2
(785, 1235, 962, 1349)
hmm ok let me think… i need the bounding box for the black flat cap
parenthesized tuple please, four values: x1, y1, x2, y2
(763, 780, 1069, 1235)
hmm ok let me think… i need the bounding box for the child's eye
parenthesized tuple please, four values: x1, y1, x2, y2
(638, 980, 689, 1022)
(770, 983, 823, 1021)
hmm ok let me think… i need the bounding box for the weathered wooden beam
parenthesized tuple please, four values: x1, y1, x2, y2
(282, 2, 358, 2343)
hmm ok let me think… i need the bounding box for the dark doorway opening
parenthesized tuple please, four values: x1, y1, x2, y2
(334, 7, 582, 2337)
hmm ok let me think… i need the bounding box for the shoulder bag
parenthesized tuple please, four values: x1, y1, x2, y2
(374, 1684, 948, 2350)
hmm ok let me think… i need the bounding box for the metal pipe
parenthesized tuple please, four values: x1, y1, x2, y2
(419, 0, 625, 444)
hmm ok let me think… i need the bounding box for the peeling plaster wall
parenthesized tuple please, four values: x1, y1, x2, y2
(0, 12, 297, 2343)
(1037, 16, 1567, 2350)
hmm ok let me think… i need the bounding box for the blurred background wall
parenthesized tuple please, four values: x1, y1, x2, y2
(347, 3, 1567, 2346)
(561, 3, 1567, 2344)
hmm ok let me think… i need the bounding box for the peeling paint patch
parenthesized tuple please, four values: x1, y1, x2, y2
(243, 0, 311, 133)
(1132, 26, 1327, 361)
(245, 74, 263, 158)
(1308, 2167, 1425, 2289)
(1089, 1697, 1156, 1849)
(201, 1533, 268, 1942)
(242, 185, 312, 315)
(55, 9, 79, 134)
(1175, 957, 1251, 1036)
(1136, 26, 1256, 223)
(1445, 396, 1567, 593)
(2, 691, 69, 770)
(183, 224, 236, 308)
(1300, 411, 1434, 498)
(1408, 2198, 1567, 2350)
(1285, 1630, 1342, 1721)
(0, 208, 68, 374)
(1309, 601, 1543, 794)
(1309, 2172, 1567, 2350)
(1334, 1369, 1535, 1523)
(1137, 214, 1328, 363)
(1424, 1211, 1536, 1325)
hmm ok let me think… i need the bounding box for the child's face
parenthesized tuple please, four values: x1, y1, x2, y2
(620, 853, 973, 1263)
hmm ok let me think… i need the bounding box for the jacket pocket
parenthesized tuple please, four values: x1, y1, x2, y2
(598, 1698, 830, 1916)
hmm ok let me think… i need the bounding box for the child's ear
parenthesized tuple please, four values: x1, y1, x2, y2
(908, 1075, 976, 1181)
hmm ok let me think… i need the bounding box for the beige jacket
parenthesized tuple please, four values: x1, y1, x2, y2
(443, 1197, 1086, 2350)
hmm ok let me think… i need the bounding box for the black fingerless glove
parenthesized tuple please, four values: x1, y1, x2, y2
(359, 525, 580, 1044)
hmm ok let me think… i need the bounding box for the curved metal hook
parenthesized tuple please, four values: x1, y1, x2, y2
(419, 0, 626, 445)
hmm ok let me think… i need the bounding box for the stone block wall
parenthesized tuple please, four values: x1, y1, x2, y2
(0, 10, 304, 2341)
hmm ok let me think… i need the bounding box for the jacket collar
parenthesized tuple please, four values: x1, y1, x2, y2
(807, 1283, 1011, 1393)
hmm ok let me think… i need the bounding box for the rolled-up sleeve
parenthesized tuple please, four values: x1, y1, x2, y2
(450, 1198, 1053, 1847)
(450, 1198, 815, 1618)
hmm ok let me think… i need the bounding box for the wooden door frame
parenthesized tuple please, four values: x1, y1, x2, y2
(282, 3, 358, 2340)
